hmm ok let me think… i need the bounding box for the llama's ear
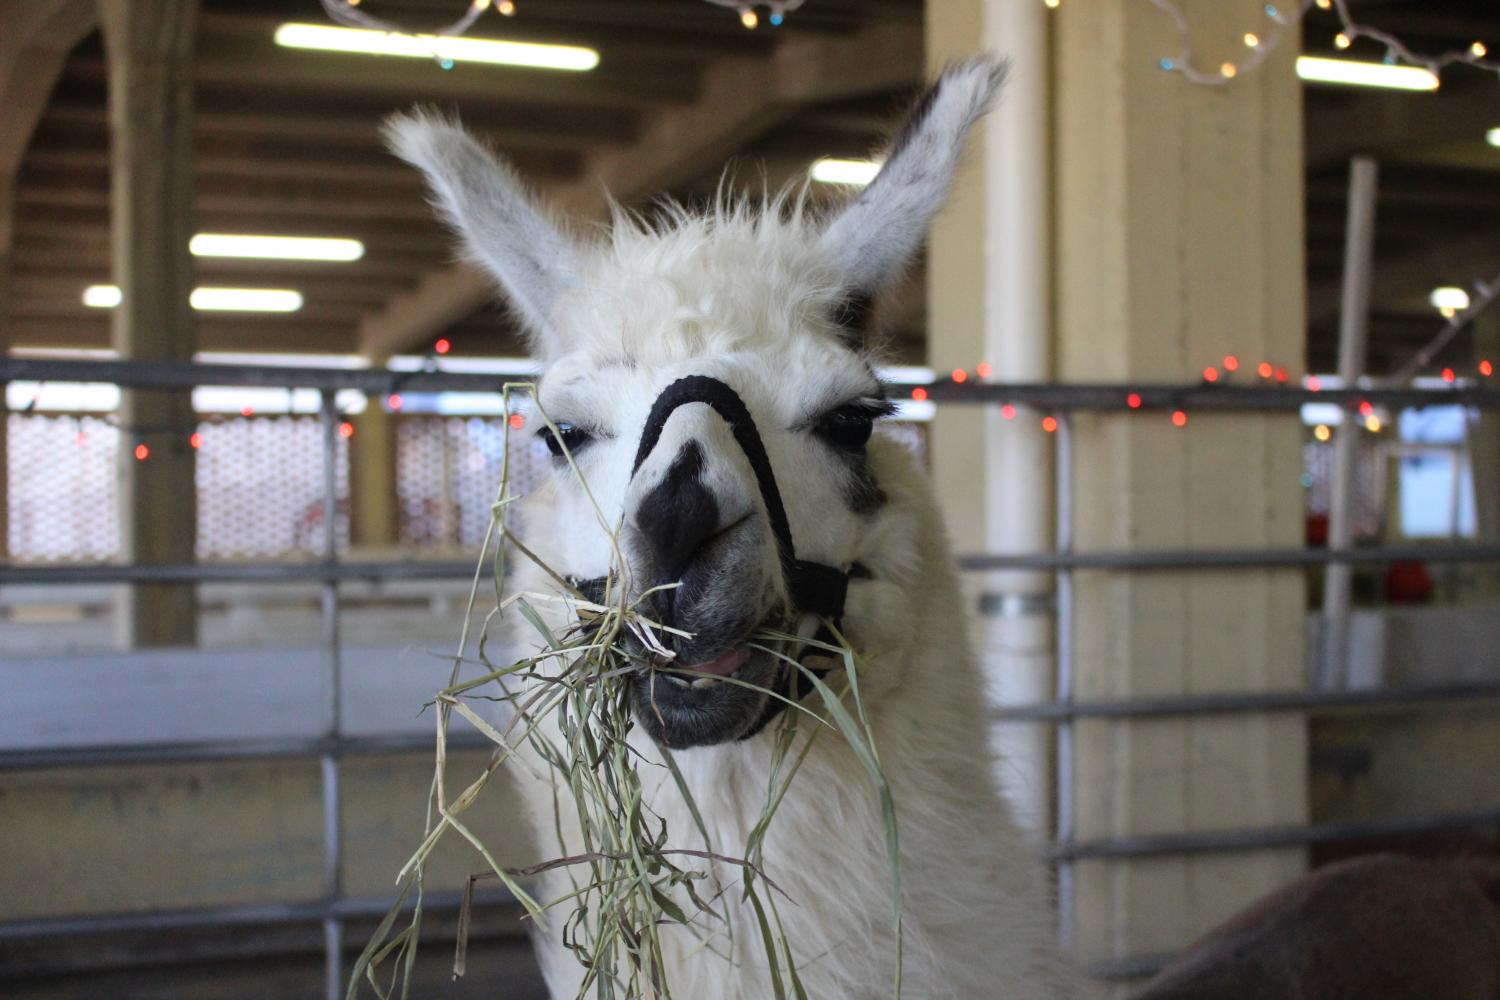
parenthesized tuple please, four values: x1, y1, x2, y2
(816, 57, 1007, 319)
(384, 109, 579, 352)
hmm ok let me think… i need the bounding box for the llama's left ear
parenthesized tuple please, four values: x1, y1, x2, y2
(384, 109, 580, 354)
(816, 57, 1007, 317)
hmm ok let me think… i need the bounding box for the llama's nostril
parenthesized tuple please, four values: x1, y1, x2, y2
(633, 440, 721, 582)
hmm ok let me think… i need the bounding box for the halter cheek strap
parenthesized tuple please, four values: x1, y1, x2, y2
(568, 374, 871, 739)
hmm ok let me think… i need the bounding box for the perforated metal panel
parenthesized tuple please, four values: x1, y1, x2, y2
(395, 415, 549, 551)
(7, 413, 348, 562)
(1302, 438, 1383, 540)
(196, 416, 349, 559)
(6, 414, 120, 562)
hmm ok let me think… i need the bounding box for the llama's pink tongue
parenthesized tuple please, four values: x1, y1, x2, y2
(686, 648, 749, 678)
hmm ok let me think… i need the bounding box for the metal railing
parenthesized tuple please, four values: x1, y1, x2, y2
(4, 357, 1500, 993)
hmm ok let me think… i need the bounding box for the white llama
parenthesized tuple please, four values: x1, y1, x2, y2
(390, 57, 1074, 999)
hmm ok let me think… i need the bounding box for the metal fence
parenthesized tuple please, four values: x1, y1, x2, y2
(2, 356, 1500, 996)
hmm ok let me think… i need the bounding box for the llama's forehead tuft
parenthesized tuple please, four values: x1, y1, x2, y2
(553, 194, 850, 365)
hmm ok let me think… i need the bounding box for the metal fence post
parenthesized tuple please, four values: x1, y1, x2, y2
(318, 389, 344, 1000)
(1053, 412, 1075, 951)
(1322, 156, 1379, 688)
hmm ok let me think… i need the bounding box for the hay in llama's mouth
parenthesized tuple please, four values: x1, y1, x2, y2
(634, 630, 786, 748)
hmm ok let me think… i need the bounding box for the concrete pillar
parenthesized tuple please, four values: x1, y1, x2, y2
(101, 0, 199, 647)
(926, 0, 1056, 837)
(1054, 0, 1308, 976)
(351, 403, 399, 550)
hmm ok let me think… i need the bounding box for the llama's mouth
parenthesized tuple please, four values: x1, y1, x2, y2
(631, 637, 782, 749)
(661, 647, 750, 686)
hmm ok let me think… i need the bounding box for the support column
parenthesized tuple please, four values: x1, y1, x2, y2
(926, 0, 1055, 835)
(101, 0, 199, 647)
(351, 403, 399, 551)
(1054, 0, 1308, 977)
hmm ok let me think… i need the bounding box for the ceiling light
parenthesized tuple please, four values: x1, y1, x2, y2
(1295, 56, 1439, 91)
(273, 22, 599, 72)
(810, 158, 882, 186)
(1487, 127, 1500, 147)
(190, 288, 304, 312)
(84, 285, 304, 313)
(1430, 286, 1470, 315)
(82, 285, 123, 308)
(189, 233, 364, 261)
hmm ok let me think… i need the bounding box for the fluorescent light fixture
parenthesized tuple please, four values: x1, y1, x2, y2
(190, 288, 303, 312)
(1487, 127, 1500, 147)
(273, 22, 599, 72)
(82, 285, 123, 308)
(811, 158, 882, 186)
(83, 285, 304, 313)
(1430, 286, 1470, 315)
(1295, 56, 1439, 91)
(189, 233, 364, 261)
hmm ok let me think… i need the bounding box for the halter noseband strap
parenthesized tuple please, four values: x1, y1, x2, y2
(570, 374, 870, 739)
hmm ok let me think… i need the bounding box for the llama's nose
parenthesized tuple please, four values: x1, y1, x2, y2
(632, 440, 722, 583)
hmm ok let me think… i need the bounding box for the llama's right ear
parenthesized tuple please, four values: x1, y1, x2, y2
(816, 57, 1006, 333)
(384, 110, 579, 353)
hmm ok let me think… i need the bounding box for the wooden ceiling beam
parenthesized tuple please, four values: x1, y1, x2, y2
(1305, 81, 1499, 172)
(359, 20, 923, 358)
(42, 80, 642, 151)
(62, 37, 705, 112)
(24, 142, 585, 185)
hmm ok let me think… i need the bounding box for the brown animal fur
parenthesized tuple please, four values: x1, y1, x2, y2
(1132, 853, 1500, 1000)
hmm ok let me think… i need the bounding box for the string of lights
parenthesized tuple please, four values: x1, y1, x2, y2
(318, 0, 515, 43)
(701, 0, 805, 31)
(1046, 0, 1500, 87)
(918, 338, 1497, 436)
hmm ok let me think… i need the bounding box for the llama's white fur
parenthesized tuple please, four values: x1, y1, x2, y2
(390, 57, 1075, 999)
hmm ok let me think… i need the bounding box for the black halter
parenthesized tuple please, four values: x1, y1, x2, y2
(568, 375, 870, 740)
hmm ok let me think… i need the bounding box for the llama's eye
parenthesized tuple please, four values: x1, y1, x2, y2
(539, 422, 592, 458)
(814, 404, 878, 451)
